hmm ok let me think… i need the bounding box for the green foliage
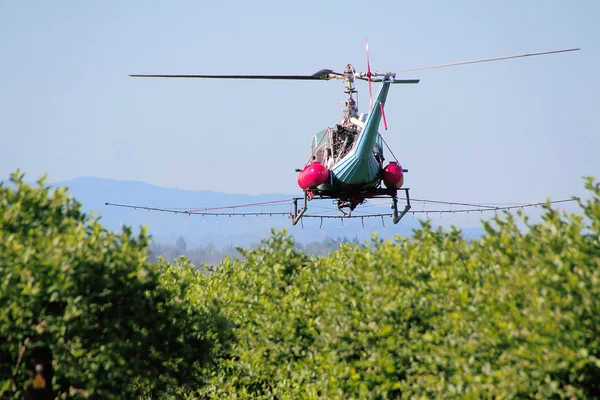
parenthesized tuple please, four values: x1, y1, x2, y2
(196, 180, 600, 398)
(0, 172, 223, 398)
(2, 171, 599, 398)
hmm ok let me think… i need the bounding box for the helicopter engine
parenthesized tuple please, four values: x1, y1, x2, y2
(382, 161, 404, 188)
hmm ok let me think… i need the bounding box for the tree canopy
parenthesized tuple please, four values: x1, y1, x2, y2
(1, 171, 599, 398)
(0, 172, 226, 398)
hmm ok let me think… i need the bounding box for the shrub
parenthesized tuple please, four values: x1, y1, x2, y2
(0, 172, 222, 398)
(199, 179, 600, 398)
(2, 171, 599, 398)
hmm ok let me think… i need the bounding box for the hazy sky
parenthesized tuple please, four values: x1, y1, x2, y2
(1, 1, 597, 207)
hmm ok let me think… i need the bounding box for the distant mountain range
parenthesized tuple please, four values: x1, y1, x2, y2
(48, 176, 483, 248)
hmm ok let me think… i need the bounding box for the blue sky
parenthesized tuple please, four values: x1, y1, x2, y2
(1, 1, 597, 209)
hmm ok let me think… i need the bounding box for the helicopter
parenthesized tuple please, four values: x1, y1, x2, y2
(118, 42, 579, 226)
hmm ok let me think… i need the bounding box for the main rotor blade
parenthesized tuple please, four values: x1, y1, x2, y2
(129, 69, 340, 81)
(392, 48, 580, 73)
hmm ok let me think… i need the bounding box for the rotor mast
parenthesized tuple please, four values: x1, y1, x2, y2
(339, 65, 399, 127)
(341, 64, 359, 125)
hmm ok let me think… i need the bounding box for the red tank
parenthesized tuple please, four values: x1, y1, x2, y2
(382, 161, 404, 189)
(297, 162, 329, 190)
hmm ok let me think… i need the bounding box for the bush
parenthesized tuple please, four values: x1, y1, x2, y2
(0, 172, 223, 398)
(198, 179, 600, 398)
(2, 171, 599, 398)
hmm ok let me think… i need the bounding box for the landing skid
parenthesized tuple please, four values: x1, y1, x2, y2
(290, 188, 411, 226)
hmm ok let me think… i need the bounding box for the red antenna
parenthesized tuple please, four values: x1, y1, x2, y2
(380, 103, 388, 130)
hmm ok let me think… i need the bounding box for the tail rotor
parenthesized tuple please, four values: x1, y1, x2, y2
(366, 38, 373, 111)
(366, 38, 388, 130)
